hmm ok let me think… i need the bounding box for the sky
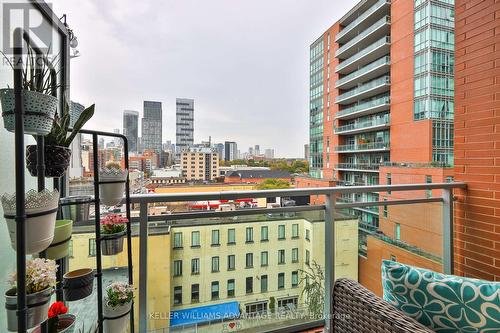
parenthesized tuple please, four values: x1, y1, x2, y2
(51, 0, 358, 158)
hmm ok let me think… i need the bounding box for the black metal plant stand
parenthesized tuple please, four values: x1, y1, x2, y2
(9, 28, 134, 333)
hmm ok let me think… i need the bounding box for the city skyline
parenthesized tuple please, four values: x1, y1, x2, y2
(51, 0, 360, 158)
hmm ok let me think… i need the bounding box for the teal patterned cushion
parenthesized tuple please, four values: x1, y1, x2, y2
(382, 260, 500, 333)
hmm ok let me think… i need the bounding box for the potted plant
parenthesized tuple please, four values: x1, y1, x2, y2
(26, 100, 94, 178)
(101, 213, 128, 256)
(45, 219, 74, 260)
(32, 301, 76, 333)
(63, 268, 94, 302)
(5, 258, 57, 331)
(99, 162, 128, 206)
(0, 47, 60, 135)
(103, 282, 134, 333)
(1, 189, 60, 254)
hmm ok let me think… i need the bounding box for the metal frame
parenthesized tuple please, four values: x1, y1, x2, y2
(130, 182, 465, 332)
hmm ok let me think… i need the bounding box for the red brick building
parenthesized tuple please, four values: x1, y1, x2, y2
(224, 170, 292, 184)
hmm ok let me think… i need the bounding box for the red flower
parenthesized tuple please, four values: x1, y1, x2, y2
(48, 301, 68, 319)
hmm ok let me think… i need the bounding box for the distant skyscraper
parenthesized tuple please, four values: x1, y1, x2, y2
(304, 144, 310, 160)
(142, 101, 163, 153)
(264, 149, 275, 159)
(123, 110, 139, 152)
(224, 141, 238, 161)
(176, 98, 194, 158)
(254, 145, 260, 156)
(215, 143, 224, 160)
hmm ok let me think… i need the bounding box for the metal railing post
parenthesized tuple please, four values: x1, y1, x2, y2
(324, 194, 336, 332)
(139, 202, 149, 333)
(442, 188, 454, 275)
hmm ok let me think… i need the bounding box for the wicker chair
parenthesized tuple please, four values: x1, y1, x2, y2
(331, 278, 433, 333)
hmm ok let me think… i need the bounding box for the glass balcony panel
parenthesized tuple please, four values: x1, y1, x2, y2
(336, 0, 390, 42)
(336, 36, 391, 73)
(336, 94, 390, 119)
(336, 56, 390, 89)
(336, 75, 390, 104)
(335, 141, 390, 152)
(335, 163, 381, 171)
(334, 114, 389, 134)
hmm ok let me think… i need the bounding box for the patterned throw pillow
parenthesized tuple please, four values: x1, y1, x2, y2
(381, 260, 500, 333)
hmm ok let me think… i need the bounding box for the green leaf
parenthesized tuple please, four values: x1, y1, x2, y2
(64, 104, 94, 146)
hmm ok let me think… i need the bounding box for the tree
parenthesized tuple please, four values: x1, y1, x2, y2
(299, 260, 325, 319)
(257, 179, 291, 190)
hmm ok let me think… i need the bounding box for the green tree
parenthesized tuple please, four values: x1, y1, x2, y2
(299, 260, 325, 319)
(257, 179, 291, 190)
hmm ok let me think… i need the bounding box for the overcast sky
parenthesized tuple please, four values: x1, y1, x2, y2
(51, 0, 357, 157)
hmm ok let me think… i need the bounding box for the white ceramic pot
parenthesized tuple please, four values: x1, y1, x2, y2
(103, 301, 131, 333)
(5, 287, 53, 331)
(99, 168, 128, 206)
(1, 189, 59, 254)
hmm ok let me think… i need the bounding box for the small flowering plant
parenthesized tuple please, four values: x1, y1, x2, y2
(105, 282, 134, 308)
(9, 258, 57, 294)
(47, 301, 68, 333)
(101, 213, 128, 234)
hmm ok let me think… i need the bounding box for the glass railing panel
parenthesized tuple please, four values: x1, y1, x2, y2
(336, 56, 390, 87)
(336, 36, 390, 72)
(336, 0, 389, 41)
(335, 115, 389, 133)
(335, 141, 390, 152)
(336, 76, 390, 102)
(335, 163, 381, 171)
(335, 16, 391, 57)
(336, 94, 390, 118)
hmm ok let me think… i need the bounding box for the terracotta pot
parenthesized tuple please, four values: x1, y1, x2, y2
(45, 220, 73, 260)
(0, 88, 57, 135)
(63, 268, 94, 301)
(101, 231, 126, 256)
(103, 301, 131, 333)
(26, 145, 72, 178)
(5, 287, 53, 331)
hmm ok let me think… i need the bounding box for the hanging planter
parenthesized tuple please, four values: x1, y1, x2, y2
(1, 189, 59, 254)
(45, 220, 73, 260)
(5, 258, 57, 331)
(63, 268, 94, 302)
(26, 144, 72, 178)
(99, 167, 128, 206)
(100, 214, 128, 256)
(31, 302, 76, 333)
(60, 195, 92, 225)
(0, 88, 58, 135)
(103, 282, 134, 333)
(32, 313, 76, 333)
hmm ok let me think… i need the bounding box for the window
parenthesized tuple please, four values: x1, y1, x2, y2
(174, 286, 182, 305)
(228, 255, 235, 270)
(211, 281, 219, 300)
(278, 225, 286, 240)
(191, 284, 199, 303)
(246, 301, 268, 316)
(395, 223, 401, 241)
(386, 173, 392, 194)
(173, 260, 183, 276)
(306, 250, 310, 266)
(278, 273, 285, 289)
(261, 275, 268, 292)
(191, 258, 200, 275)
(292, 248, 299, 263)
(227, 279, 235, 297)
(173, 232, 183, 248)
(292, 271, 299, 287)
(390, 254, 397, 261)
(227, 228, 236, 244)
(191, 231, 200, 247)
(246, 227, 254, 243)
(305, 229, 310, 241)
(383, 198, 388, 218)
(211, 230, 220, 246)
(246, 277, 253, 294)
(246, 253, 253, 268)
(426, 175, 432, 198)
(88, 238, 96, 257)
(261, 251, 269, 266)
(260, 226, 268, 241)
(278, 250, 285, 264)
(212, 256, 220, 272)
(292, 224, 299, 238)
(278, 297, 298, 310)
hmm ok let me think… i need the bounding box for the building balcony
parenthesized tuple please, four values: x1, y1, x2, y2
(335, 94, 390, 120)
(335, 141, 390, 153)
(335, 36, 391, 74)
(336, 75, 390, 105)
(335, 16, 391, 60)
(335, 0, 391, 44)
(334, 115, 390, 135)
(335, 56, 390, 90)
(335, 163, 381, 172)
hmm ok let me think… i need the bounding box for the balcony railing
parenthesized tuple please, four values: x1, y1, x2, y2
(336, 36, 391, 73)
(336, 75, 390, 104)
(124, 182, 465, 332)
(334, 115, 389, 134)
(335, 16, 391, 58)
(335, 94, 390, 119)
(335, 56, 390, 89)
(335, 163, 381, 172)
(335, 141, 390, 152)
(335, 0, 390, 43)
